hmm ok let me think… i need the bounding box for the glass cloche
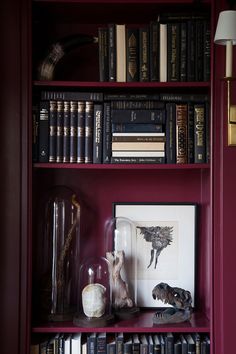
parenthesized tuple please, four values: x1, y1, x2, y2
(105, 216, 139, 318)
(73, 256, 114, 327)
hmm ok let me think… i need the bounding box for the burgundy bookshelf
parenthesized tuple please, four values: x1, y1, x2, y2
(4, 0, 236, 354)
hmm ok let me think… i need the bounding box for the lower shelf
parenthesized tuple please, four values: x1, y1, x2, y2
(32, 310, 210, 333)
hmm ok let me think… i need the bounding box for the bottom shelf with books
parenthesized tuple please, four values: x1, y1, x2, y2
(31, 330, 210, 354)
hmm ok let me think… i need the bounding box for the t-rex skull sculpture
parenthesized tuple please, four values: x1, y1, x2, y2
(152, 282, 193, 324)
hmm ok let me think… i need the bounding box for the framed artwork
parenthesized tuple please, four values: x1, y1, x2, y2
(113, 202, 197, 308)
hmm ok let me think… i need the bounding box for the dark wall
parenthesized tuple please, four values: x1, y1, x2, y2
(0, 0, 23, 353)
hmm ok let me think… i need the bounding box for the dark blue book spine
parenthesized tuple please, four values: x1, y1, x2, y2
(56, 100, 64, 163)
(85, 101, 94, 163)
(49, 100, 57, 162)
(63, 101, 70, 163)
(111, 109, 165, 124)
(77, 101, 85, 163)
(39, 100, 49, 162)
(70, 101, 78, 163)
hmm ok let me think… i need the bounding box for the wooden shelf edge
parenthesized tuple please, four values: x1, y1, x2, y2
(33, 163, 210, 170)
(32, 311, 210, 334)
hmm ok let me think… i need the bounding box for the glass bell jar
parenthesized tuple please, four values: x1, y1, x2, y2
(36, 186, 81, 321)
(73, 256, 114, 327)
(105, 216, 139, 319)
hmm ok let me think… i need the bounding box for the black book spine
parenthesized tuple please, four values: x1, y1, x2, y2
(149, 21, 159, 81)
(93, 103, 103, 163)
(176, 103, 188, 164)
(70, 101, 78, 163)
(126, 28, 139, 82)
(85, 101, 94, 163)
(77, 101, 85, 163)
(165, 102, 176, 164)
(160, 93, 209, 102)
(63, 101, 70, 163)
(39, 101, 49, 163)
(187, 20, 196, 81)
(32, 103, 39, 162)
(102, 102, 111, 163)
(188, 102, 194, 163)
(49, 100, 57, 162)
(203, 20, 211, 82)
(139, 27, 149, 81)
(110, 100, 165, 109)
(111, 109, 166, 124)
(180, 22, 187, 82)
(104, 93, 160, 100)
(98, 27, 109, 82)
(167, 22, 180, 82)
(165, 333, 174, 354)
(195, 20, 204, 81)
(108, 23, 116, 82)
(194, 103, 206, 163)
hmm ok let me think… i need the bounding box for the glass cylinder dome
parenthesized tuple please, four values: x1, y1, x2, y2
(36, 186, 80, 321)
(105, 216, 139, 318)
(73, 256, 114, 327)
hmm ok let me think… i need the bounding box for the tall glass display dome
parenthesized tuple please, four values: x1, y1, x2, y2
(36, 186, 81, 321)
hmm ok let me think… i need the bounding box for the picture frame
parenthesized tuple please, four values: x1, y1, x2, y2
(113, 202, 197, 308)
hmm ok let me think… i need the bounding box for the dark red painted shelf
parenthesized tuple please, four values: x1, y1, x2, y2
(33, 80, 211, 89)
(33, 163, 210, 170)
(32, 311, 210, 333)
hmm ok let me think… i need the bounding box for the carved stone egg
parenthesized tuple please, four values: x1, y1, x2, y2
(82, 283, 106, 318)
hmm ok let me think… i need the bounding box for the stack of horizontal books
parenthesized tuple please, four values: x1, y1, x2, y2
(110, 104, 166, 163)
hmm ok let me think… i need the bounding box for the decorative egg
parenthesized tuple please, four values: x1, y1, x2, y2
(82, 283, 106, 318)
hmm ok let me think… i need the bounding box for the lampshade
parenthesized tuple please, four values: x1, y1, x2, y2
(214, 10, 236, 78)
(214, 10, 236, 45)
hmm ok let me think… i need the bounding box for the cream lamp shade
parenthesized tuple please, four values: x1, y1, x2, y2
(214, 10, 236, 77)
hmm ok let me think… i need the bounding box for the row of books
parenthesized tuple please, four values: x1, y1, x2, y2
(31, 332, 210, 354)
(34, 91, 209, 165)
(98, 15, 210, 83)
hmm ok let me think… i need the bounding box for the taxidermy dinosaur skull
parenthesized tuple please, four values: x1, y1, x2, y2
(152, 282, 193, 324)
